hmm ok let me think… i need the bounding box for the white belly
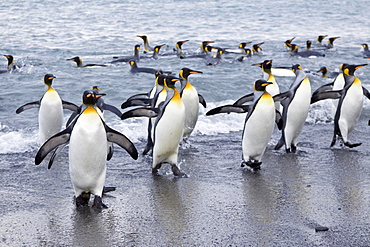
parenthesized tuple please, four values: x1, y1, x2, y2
(182, 85, 199, 138)
(38, 91, 63, 143)
(284, 79, 311, 146)
(338, 83, 363, 140)
(69, 112, 107, 197)
(242, 97, 275, 161)
(153, 101, 185, 166)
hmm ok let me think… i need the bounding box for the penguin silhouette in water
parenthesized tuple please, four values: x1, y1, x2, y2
(35, 90, 138, 209)
(16, 74, 78, 144)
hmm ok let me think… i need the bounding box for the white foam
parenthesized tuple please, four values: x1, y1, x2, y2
(0, 125, 38, 154)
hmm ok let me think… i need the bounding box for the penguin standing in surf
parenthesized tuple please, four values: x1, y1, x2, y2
(16, 74, 78, 144)
(311, 64, 368, 148)
(121, 75, 187, 176)
(274, 64, 311, 153)
(206, 79, 275, 170)
(178, 68, 205, 142)
(35, 90, 138, 209)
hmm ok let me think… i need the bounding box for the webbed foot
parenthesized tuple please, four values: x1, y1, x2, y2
(171, 164, 188, 178)
(92, 196, 108, 210)
(75, 191, 90, 208)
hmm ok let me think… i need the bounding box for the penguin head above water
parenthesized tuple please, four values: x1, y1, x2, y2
(43, 74, 56, 88)
(179, 68, 203, 81)
(66, 56, 82, 67)
(254, 80, 273, 92)
(239, 42, 252, 49)
(252, 60, 272, 73)
(82, 90, 106, 106)
(156, 74, 167, 87)
(4, 55, 14, 68)
(317, 35, 328, 43)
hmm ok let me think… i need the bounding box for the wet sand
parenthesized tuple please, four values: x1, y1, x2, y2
(1, 119, 370, 246)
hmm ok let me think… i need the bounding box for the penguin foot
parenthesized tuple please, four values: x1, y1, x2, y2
(344, 141, 362, 148)
(152, 164, 162, 175)
(75, 192, 91, 208)
(92, 196, 108, 210)
(241, 160, 262, 170)
(171, 164, 188, 178)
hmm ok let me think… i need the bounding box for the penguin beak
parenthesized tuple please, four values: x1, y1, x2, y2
(95, 93, 106, 99)
(261, 81, 273, 87)
(355, 64, 368, 70)
(190, 70, 203, 74)
(252, 63, 263, 67)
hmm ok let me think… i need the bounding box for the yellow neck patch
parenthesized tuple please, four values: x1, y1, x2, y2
(83, 106, 97, 114)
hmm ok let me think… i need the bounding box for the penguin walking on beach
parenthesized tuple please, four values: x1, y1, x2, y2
(179, 68, 205, 142)
(311, 64, 368, 148)
(273, 64, 311, 153)
(206, 80, 275, 170)
(35, 90, 138, 209)
(121, 75, 187, 176)
(16, 74, 78, 144)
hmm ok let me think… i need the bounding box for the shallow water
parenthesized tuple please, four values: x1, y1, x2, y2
(1, 0, 370, 246)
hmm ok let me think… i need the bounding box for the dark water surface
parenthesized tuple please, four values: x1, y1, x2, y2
(1, 0, 370, 246)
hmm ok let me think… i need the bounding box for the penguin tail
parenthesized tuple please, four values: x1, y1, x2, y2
(274, 136, 285, 150)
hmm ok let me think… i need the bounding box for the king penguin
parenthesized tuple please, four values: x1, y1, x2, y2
(274, 64, 311, 153)
(178, 68, 205, 142)
(152, 75, 186, 176)
(16, 74, 78, 144)
(206, 80, 275, 170)
(252, 60, 280, 110)
(35, 90, 138, 209)
(311, 64, 368, 148)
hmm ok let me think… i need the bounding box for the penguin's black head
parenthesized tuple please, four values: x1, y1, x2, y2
(201, 41, 214, 51)
(239, 42, 252, 49)
(284, 37, 295, 46)
(306, 40, 312, 50)
(82, 90, 106, 106)
(317, 35, 327, 43)
(164, 75, 181, 89)
(254, 79, 272, 91)
(66, 57, 82, 66)
(339, 63, 349, 71)
(44, 74, 56, 86)
(156, 74, 167, 86)
(92, 86, 101, 92)
(4, 55, 14, 65)
(179, 68, 203, 80)
(361, 44, 368, 50)
(317, 67, 328, 75)
(135, 44, 141, 51)
(176, 40, 189, 49)
(328, 37, 340, 44)
(154, 44, 166, 53)
(343, 64, 367, 76)
(292, 64, 302, 73)
(128, 60, 136, 66)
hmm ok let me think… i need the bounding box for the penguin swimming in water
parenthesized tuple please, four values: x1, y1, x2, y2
(128, 60, 171, 75)
(274, 64, 311, 153)
(317, 66, 340, 79)
(252, 42, 264, 55)
(311, 64, 368, 148)
(137, 35, 154, 52)
(111, 44, 141, 63)
(206, 80, 275, 170)
(205, 47, 224, 66)
(35, 90, 138, 209)
(178, 68, 205, 142)
(361, 43, 370, 58)
(288, 44, 325, 57)
(67, 56, 107, 68)
(16, 74, 79, 144)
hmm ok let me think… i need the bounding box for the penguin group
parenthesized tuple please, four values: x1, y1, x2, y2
(11, 34, 370, 208)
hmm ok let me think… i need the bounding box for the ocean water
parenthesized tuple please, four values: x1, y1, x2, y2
(1, 0, 370, 246)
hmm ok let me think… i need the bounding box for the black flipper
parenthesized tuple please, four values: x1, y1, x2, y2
(62, 100, 79, 112)
(15, 101, 40, 114)
(198, 94, 207, 108)
(273, 91, 292, 102)
(233, 93, 254, 105)
(107, 142, 114, 161)
(47, 144, 67, 169)
(121, 107, 159, 120)
(143, 119, 154, 155)
(102, 103, 122, 118)
(104, 124, 138, 160)
(121, 98, 153, 109)
(311, 82, 334, 98)
(35, 125, 73, 165)
(275, 109, 283, 130)
(311, 90, 342, 104)
(206, 105, 250, 116)
(363, 86, 370, 100)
